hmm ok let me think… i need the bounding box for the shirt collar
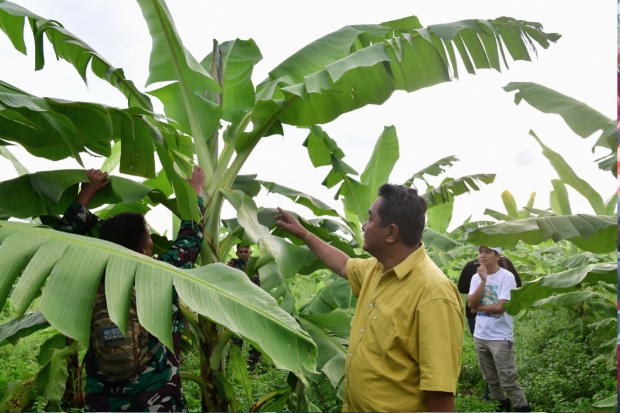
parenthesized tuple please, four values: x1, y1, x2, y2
(391, 242, 427, 280)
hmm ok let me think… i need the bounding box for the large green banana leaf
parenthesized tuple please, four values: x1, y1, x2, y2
(503, 82, 616, 153)
(0, 169, 158, 219)
(0, 80, 157, 176)
(468, 214, 616, 253)
(530, 131, 606, 215)
(261, 182, 340, 218)
(0, 0, 152, 110)
(135, 0, 221, 170)
(0, 220, 318, 375)
(261, 17, 559, 126)
(504, 262, 616, 314)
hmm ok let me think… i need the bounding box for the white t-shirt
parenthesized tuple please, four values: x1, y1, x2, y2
(468, 267, 516, 341)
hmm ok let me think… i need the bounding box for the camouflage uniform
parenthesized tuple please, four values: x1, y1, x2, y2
(229, 260, 262, 364)
(56, 198, 205, 412)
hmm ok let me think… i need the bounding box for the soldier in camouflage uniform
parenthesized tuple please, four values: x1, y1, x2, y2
(56, 168, 206, 412)
(227, 245, 262, 365)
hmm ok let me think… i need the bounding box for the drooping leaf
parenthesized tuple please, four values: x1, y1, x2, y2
(0, 220, 318, 376)
(530, 130, 605, 215)
(261, 182, 339, 218)
(0, 310, 49, 347)
(504, 263, 616, 314)
(403, 155, 459, 188)
(262, 18, 558, 126)
(422, 174, 495, 207)
(503, 82, 615, 153)
(468, 214, 616, 253)
(0, 1, 153, 109)
(0, 81, 157, 176)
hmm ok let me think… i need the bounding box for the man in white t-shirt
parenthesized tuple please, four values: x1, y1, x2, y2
(467, 246, 530, 412)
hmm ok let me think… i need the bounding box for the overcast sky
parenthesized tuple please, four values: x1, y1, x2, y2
(0, 0, 616, 236)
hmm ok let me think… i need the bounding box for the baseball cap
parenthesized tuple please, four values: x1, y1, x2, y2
(477, 246, 502, 253)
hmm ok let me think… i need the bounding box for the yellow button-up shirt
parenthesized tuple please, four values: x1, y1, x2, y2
(342, 244, 464, 412)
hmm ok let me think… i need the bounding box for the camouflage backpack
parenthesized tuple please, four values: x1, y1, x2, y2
(90, 282, 162, 382)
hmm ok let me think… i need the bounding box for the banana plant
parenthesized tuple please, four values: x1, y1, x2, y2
(467, 84, 618, 410)
(0, 0, 560, 408)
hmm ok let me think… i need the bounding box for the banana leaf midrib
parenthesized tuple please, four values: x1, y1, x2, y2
(0, 220, 311, 337)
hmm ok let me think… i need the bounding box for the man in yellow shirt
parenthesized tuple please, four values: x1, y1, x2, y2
(276, 184, 464, 412)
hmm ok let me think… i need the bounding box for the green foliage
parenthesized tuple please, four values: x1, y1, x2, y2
(515, 309, 616, 411)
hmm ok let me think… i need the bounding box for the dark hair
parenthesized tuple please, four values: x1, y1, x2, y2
(377, 184, 427, 247)
(100, 212, 149, 252)
(236, 244, 250, 250)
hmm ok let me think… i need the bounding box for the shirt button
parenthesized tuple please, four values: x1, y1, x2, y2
(344, 379, 348, 383)
(349, 353, 353, 357)
(360, 328, 364, 333)
(344, 404, 349, 407)
(369, 303, 373, 307)
(373, 316, 377, 319)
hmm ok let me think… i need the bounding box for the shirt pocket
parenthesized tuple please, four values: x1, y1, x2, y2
(365, 314, 396, 361)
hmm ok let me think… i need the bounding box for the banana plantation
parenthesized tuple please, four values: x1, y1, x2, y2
(0, 1, 616, 412)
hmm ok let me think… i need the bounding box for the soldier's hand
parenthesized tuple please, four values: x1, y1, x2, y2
(187, 166, 206, 196)
(227, 260, 235, 268)
(83, 169, 110, 192)
(76, 169, 110, 207)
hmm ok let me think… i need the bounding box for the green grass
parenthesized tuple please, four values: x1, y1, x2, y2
(1, 280, 616, 412)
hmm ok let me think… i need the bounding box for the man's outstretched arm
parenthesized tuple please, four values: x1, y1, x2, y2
(275, 208, 349, 279)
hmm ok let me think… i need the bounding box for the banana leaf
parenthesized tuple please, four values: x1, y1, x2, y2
(468, 214, 616, 253)
(0, 220, 318, 375)
(504, 262, 616, 314)
(0, 0, 153, 109)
